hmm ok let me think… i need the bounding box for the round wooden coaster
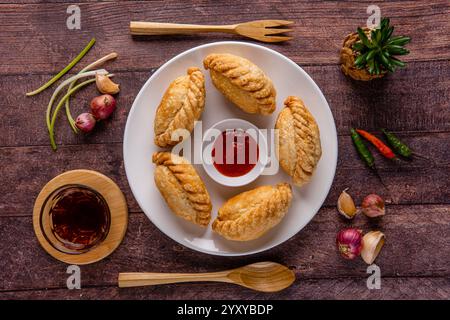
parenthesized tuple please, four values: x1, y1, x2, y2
(33, 169, 128, 265)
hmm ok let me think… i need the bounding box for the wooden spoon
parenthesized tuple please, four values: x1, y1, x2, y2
(118, 261, 295, 292)
(129, 20, 293, 43)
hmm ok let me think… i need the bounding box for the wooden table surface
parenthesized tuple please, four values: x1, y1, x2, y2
(1, 0, 449, 300)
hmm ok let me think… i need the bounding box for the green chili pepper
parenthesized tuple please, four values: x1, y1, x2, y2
(381, 128, 412, 158)
(350, 128, 375, 168)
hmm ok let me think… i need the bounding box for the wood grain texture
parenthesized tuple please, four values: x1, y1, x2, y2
(0, 0, 449, 300)
(1, 277, 449, 300)
(0, 61, 449, 148)
(0, 137, 449, 216)
(32, 169, 128, 265)
(0, 1, 449, 75)
(1, 205, 449, 294)
(129, 20, 294, 43)
(118, 262, 296, 293)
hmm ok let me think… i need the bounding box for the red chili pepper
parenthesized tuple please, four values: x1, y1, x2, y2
(356, 129, 396, 160)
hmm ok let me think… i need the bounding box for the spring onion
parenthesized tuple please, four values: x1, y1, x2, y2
(46, 69, 107, 133)
(49, 79, 95, 150)
(65, 52, 118, 132)
(26, 38, 96, 96)
(48, 73, 113, 150)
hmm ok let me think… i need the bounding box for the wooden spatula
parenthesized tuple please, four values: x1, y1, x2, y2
(118, 261, 295, 292)
(130, 20, 293, 43)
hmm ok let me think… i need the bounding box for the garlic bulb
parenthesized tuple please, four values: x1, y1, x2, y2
(361, 231, 385, 264)
(337, 188, 358, 219)
(96, 73, 120, 94)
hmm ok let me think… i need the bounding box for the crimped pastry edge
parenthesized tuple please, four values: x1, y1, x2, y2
(203, 53, 276, 115)
(212, 183, 292, 241)
(276, 96, 322, 186)
(152, 151, 211, 226)
(154, 67, 205, 147)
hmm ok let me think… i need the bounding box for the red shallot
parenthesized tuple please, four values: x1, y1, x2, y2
(90, 94, 116, 120)
(75, 113, 96, 133)
(336, 228, 363, 260)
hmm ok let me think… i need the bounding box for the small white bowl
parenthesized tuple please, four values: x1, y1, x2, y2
(202, 118, 268, 187)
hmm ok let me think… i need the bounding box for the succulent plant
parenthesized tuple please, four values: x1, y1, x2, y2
(340, 18, 410, 81)
(353, 18, 410, 75)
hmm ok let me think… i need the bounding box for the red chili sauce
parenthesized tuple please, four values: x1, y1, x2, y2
(211, 129, 259, 177)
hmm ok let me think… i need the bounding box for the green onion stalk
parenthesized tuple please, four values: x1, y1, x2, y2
(26, 38, 96, 96)
(65, 52, 118, 132)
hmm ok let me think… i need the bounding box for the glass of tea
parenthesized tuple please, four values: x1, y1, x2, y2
(40, 184, 111, 254)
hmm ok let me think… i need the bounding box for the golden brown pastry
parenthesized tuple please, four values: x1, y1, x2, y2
(203, 53, 276, 115)
(153, 152, 212, 226)
(154, 67, 205, 147)
(275, 96, 322, 187)
(212, 183, 292, 241)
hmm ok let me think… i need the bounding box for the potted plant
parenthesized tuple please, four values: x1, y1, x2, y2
(340, 18, 410, 81)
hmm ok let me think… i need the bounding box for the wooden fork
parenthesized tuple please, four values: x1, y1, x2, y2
(129, 20, 293, 43)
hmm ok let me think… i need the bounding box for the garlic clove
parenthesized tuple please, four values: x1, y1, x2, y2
(361, 231, 385, 264)
(337, 188, 358, 219)
(96, 73, 120, 94)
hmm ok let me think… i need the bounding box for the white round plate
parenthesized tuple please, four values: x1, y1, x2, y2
(124, 41, 337, 256)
